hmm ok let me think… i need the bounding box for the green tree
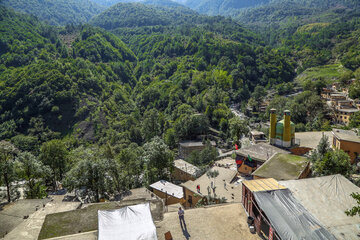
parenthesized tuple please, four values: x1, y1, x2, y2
(206, 169, 219, 197)
(40, 139, 68, 190)
(15, 151, 50, 199)
(116, 144, 144, 190)
(229, 118, 249, 143)
(349, 111, 360, 128)
(186, 142, 218, 166)
(0, 141, 18, 202)
(64, 153, 108, 202)
(346, 193, 360, 217)
(142, 136, 174, 185)
(142, 109, 161, 142)
(312, 149, 352, 177)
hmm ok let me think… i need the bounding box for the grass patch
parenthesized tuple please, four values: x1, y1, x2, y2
(296, 64, 352, 86)
(38, 199, 152, 240)
(253, 153, 309, 180)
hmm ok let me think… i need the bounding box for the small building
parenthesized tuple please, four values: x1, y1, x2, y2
(321, 88, 333, 100)
(292, 131, 333, 155)
(172, 159, 201, 182)
(249, 130, 267, 144)
(179, 141, 216, 159)
(332, 129, 360, 164)
(280, 175, 360, 240)
(181, 166, 240, 208)
(333, 108, 359, 125)
(269, 109, 296, 148)
(252, 153, 310, 181)
(235, 143, 290, 174)
(335, 100, 354, 109)
(242, 178, 335, 240)
(330, 93, 347, 102)
(149, 180, 184, 206)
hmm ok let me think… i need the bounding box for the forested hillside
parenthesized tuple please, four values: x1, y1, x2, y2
(184, 0, 270, 16)
(90, 2, 197, 29)
(236, 0, 360, 45)
(1, 0, 104, 25)
(0, 4, 295, 146)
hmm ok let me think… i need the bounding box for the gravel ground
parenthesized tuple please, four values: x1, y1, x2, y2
(156, 203, 260, 240)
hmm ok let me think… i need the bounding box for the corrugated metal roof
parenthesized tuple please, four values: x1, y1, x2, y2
(242, 178, 287, 192)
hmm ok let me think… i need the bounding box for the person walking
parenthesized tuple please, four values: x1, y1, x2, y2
(178, 207, 186, 228)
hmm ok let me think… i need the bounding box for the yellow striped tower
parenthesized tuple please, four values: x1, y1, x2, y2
(282, 110, 291, 148)
(269, 108, 277, 145)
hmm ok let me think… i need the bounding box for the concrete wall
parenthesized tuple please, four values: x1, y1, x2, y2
(238, 163, 256, 174)
(289, 147, 312, 156)
(334, 138, 360, 164)
(334, 111, 353, 125)
(179, 145, 205, 159)
(172, 168, 196, 182)
(298, 162, 311, 179)
(152, 189, 182, 206)
(182, 187, 203, 209)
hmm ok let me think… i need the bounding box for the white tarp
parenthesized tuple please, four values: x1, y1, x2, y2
(98, 202, 158, 240)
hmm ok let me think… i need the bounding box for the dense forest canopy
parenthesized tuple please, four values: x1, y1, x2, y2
(1, 0, 105, 25)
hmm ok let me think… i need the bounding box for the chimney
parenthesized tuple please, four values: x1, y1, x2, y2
(283, 110, 291, 148)
(269, 108, 277, 145)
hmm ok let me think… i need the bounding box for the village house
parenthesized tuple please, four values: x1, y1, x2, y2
(293, 131, 333, 155)
(171, 159, 201, 182)
(332, 129, 360, 164)
(235, 143, 289, 174)
(321, 87, 333, 100)
(178, 140, 216, 159)
(181, 166, 241, 208)
(149, 180, 184, 206)
(242, 178, 335, 240)
(249, 130, 267, 144)
(330, 93, 347, 102)
(252, 153, 310, 181)
(333, 108, 359, 125)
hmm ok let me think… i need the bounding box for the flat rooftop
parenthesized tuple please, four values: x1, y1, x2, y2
(242, 178, 287, 192)
(295, 131, 333, 149)
(37, 199, 163, 240)
(156, 203, 259, 240)
(336, 108, 359, 113)
(179, 141, 216, 147)
(250, 130, 265, 135)
(181, 166, 241, 202)
(215, 157, 237, 171)
(150, 180, 184, 199)
(236, 143, 289, 163)
(280, 175, 360, 240)
(252, 153, 309, 181)
(332, 129, 360, 144)
(174, 159, 200, 177)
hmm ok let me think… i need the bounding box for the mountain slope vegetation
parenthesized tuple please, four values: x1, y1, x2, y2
(184, 0, 270, 16)
(90, 2, 197, 29)
(1, 0, 105, 25)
